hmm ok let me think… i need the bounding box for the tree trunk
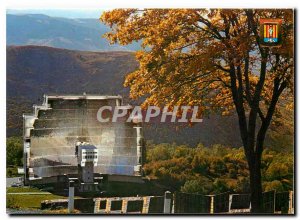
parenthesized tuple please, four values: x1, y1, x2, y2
(249, 154, 263, 213)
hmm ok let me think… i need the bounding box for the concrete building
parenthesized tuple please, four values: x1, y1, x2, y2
(23, 94, 145, 190)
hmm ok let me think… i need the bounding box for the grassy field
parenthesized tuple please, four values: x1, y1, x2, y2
(6, 187, 66, 209)
(7, 187, 43, 193)
(6, 187, 85, 210)
(7, 194, 66, 209)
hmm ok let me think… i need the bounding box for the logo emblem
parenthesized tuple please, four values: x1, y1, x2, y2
(260, 19, 283, 47)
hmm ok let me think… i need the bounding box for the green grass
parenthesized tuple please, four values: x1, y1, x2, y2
(6, 187, 83, 210)
(7, 187, 42, 193)
(7, 194, 66, 209)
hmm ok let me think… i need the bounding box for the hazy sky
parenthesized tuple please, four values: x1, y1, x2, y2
(7, 9, 104, 19)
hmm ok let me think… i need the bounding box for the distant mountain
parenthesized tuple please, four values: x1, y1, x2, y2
(6, 46, 293, 151)
(7, 45, 137, 99)
(6, 14, 140, 52)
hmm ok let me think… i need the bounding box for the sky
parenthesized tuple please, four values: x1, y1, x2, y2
(6, 9, 104, 19)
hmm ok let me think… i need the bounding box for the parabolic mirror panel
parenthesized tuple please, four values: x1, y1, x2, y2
(26, 96, 139, 178)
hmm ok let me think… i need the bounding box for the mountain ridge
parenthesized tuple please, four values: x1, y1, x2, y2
(7, 14, 140, 52)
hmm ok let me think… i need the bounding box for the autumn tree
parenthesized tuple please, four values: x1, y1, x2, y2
(101, 9, 294, 213)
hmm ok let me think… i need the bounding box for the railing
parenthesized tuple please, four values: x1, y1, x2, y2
(93, 195, 164, 214)
(173, 190, 293, 214)
(44, 190, 293, 214)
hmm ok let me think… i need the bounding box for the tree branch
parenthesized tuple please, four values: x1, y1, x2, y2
(255, 78, 287, 155)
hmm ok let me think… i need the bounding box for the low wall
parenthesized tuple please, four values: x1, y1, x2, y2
(41, 190, 294, 214)
(93, 196, 164, 214)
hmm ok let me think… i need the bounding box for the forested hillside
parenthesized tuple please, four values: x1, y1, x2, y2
(6, 45, 293, 150)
